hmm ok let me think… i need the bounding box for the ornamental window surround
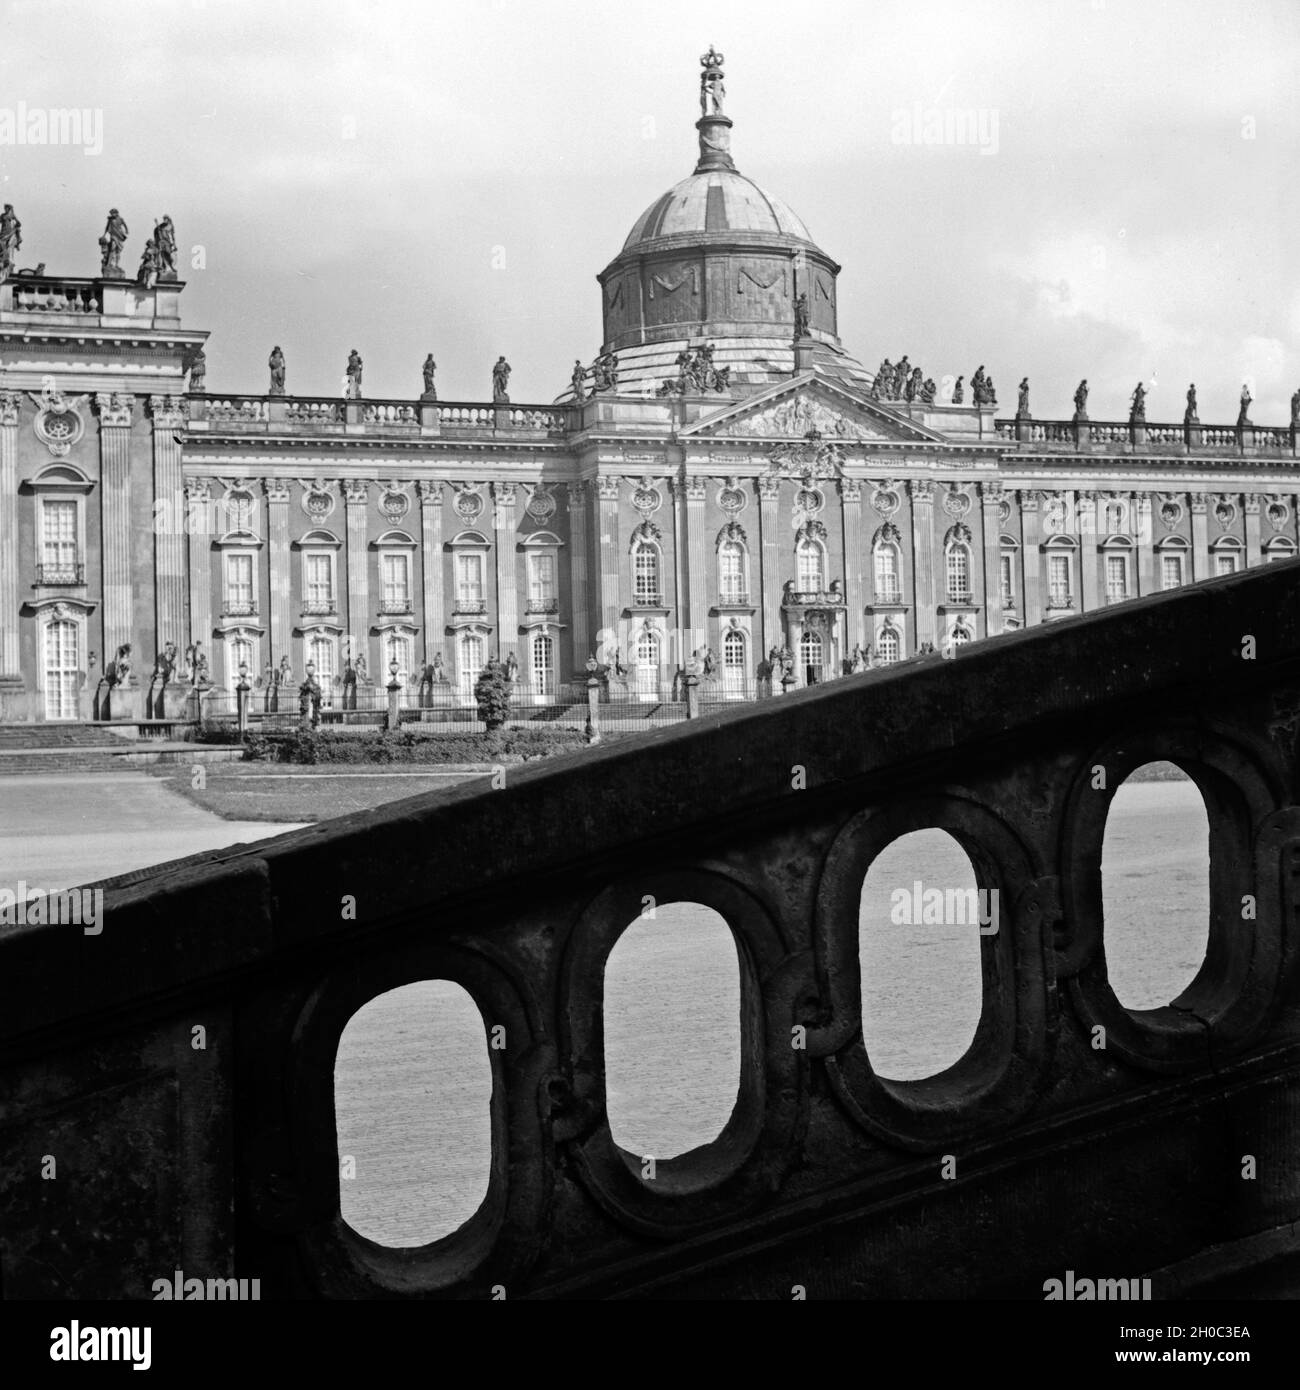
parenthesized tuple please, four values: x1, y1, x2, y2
(874, 540, 901, 603)
(796, 536, 825, 592)
(223, 550, 258, 617)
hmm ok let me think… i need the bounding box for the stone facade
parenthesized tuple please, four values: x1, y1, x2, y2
(1, 60, 1297, 721)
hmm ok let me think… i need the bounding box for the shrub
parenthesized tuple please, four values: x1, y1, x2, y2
(240, 724, 589, 765)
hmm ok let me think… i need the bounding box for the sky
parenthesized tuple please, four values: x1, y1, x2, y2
(1, 0, 1297, 422)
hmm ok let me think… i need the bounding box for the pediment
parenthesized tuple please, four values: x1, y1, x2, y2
(680, 374, 948, 446)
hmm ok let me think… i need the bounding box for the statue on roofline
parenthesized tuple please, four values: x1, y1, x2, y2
(154, 215, 178, 280)
(99, 208, 128, 277)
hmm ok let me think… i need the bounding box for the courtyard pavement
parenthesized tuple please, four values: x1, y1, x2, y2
(0, 772, 308, 891)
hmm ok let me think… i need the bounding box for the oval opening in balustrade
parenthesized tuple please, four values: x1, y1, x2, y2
(335, 980, 492, 1248)
(604, 903, 741, 1160)
(1102, 761, 1209, 1010)
(860, 830, 985, 1080)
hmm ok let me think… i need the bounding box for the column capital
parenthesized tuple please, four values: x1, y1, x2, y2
(148, 394, 187, 429)
(95, 391, 135, 427)
(0, 391, 20, 426)
(184, 476, 213, 502)
(416, 478, 442, 504)
(840, 477, 863, 503)
(758, 475, 781, 502)
(263, 477, 292, 504)
(564, 479, 589, 512)
(493, 480, 519, 507)
(1244, 493, 1261, 514)
(979, 479, 1005, 501)
(596, 475, 621, 503)
(343, 478, 370, 506)
(684, 477, 708, 503)
(908, 478, 935, 503)
(1190, 492, 1208, 513)
(1019, 489, 1041, 513)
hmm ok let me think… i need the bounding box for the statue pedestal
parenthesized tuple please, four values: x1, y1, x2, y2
(793, 337, 816, 374)
(161, 681, 191, 720)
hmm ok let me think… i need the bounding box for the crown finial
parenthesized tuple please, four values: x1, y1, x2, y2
(694, 45, 735, 173)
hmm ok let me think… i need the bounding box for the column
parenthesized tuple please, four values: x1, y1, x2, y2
(909, 478, 936, 647)
(265, 478, 292, 668)
(493, 481, 519, 664)
(1020, 490, 1042, 625)
(185, 477, 213, 653)
(685, 476, 709, 653)
(343, 479, 370, 665)
(841, 476, 865, 649)
(1135, 493, 1155, 593)
(150, 396, 188, 654)
(565, 481, 589, 667)
(596, 475, 620, 654)
(1244, 493, 1263, 567)
(758, 475, 781, 657)
(980, 480, 1003, 635)
(1190, 493, 1209, 582)
(418, 481, 444, 665)
(1079, 489, 1099, 613)
(0, 393, 21, 680)
(96, 392, 135, 662)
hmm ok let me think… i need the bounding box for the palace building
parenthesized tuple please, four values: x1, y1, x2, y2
(0, 50, 1297, 722)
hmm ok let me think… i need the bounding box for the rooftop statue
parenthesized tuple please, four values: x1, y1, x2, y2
(1016, 377, 1031, 418)
(570, 358, 586, 402)
(1184, 383, 1198, 425)
(346, 349, 363, 399)
(492, 356, 511, 402)
(0, 203, 21, 285)
(920, 377, 937, 405)
(793, 291, 810, 339)
(99, 208, 128, 277)
(1130, 381, 1146, 423)
(1237, 382, 1252, 427)
(1291, 387, 1300, 429)
(268, 346, 286, 395)
(1073, 379, 1088, 420)
(188, 346, 206, 394)
(154, 215, 178, 280)
(422, 354, 437, 399)
(136, 236, 160, 288)
(952, 375, 964, 404)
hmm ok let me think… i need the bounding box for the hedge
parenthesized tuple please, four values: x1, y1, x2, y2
(241, 725, 589, 765)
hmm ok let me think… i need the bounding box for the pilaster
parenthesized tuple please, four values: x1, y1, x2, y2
(265, 478, 292, 668)
(96, 392, 135, 663)
(493, 481, 519, 664)
(1079, 489, 1099, 614)
(417, 481, 444, 665)
(685, 475, 709, 647)
(1136, 494, 1155, 593)
(758, 475, 781, 657)
(980, 480, 1004, 634)
(1020, 490, 1042, 625)
(1245, 494, 1263, 567)
(150, 396, 188, 653)
(596, 475, 620, 652)
(344, 479, 370, 665)
(1190, 493, 1209, 582)
(185, 477, 213, 653)
(0, 393, 21, 679)
(565, 482, 590, 664)
(909, 478, 936, 647)
(840, 477, 864, 648)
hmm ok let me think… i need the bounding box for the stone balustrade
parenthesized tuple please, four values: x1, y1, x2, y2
(183, 394, 573, 436)
(1, 561, 1298, 1298)
(997, 416, 1300, 456)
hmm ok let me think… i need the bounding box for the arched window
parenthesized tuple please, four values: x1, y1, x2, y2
(876, 625, 900, 665)
(633, 541, 661, 605)
(800, 629, 823, 684)
(384, 632, 412, 684)
(874, 542, 901, 602)
(532, 633, 555, 694)
(945, 542, 971, 602)
(308, 633, 336, 687)
(44, 618, 79, 720)
(229, 635, 254, 687)
(722, 627, 746, 693)
(635, 628, 660, 697)
(796, 538, 824, 593)
(459, 633, 485, 695)
(718, 540, 747, 602)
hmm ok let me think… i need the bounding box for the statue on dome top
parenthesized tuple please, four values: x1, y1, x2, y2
(700, 47, 726, 116)
(793, 292, 810, 339)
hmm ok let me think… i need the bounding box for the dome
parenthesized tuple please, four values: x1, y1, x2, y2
(623, 169, 818, 252)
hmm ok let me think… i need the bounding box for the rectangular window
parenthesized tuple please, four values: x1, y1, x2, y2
(875, 546, 900, 602)
(719, 545, 744, 599)
(634, 545, 659, 603)
(1161, 553, 1183, 590)
(41, 500, 79, 579)
(1048, 553, 1071, 605)
(529, 553, 556, 604)
(457, 553, 484, 603)
(225, 553, 255, 612)
(1215, 552, 1237, 576)
(998, 552, 1014, 606)
(382, 552, 411, 606)
(946, 545, 970, 601)
(305, 552, 334, 607)
(1105, 553, 1128, 601)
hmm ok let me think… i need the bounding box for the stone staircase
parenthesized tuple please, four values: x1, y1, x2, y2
(0, 722, 140, 774)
